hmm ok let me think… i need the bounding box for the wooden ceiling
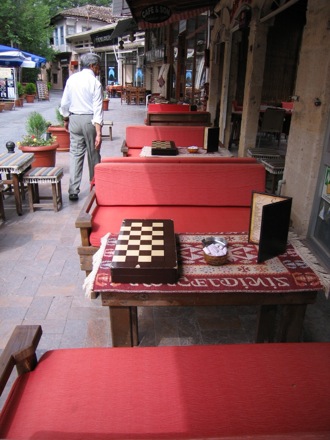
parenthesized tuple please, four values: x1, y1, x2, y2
(126, 0, 217, 28)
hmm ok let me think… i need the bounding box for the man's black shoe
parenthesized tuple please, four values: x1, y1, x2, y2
(69, 194, 79, 201)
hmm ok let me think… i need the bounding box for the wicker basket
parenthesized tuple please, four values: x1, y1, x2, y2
(187, 146, 199, 154)
(203, 251, 228, 266)
(202, 236, 228, 266)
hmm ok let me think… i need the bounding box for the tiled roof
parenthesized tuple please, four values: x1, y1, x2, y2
(53, 5, 116, 24)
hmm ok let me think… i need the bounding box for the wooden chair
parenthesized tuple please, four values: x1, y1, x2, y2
(258, 108, 286, 147)
(137, 87, 146, 105)
(120, 88, 127, 105)
(127, 87, 138, 104)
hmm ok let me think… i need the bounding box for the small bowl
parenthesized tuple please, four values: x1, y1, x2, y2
(202, 237, 228, 266)
(187, 146, 199, 154)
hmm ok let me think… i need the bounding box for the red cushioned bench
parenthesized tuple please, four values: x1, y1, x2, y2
(75, 157, 265, 274)
(148, 103, 192, 112)
(121, 125, 207, 156)
(1, 325, 330, 439)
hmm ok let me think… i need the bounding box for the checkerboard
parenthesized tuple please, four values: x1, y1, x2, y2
(110, 219, 179, 283)
(151, 140, 178, 156)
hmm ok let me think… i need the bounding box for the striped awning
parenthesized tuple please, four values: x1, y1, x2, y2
(126, 0, 217, 29)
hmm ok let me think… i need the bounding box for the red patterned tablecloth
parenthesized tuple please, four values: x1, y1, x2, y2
(92, 233, 324, 295)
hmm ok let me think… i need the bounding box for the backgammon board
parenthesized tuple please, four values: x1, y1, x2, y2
(110, 219, 179, 283)
(151, 140, 178, 156)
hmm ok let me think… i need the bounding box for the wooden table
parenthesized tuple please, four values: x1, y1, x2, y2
(0, 152, 34, 215)
(92, 233, 324, 347)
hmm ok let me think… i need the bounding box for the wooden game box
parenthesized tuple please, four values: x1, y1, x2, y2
(110, 219, 179, 284)
(151, 140, 178, 156)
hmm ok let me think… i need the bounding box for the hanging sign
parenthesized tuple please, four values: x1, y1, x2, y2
(141, 4, 172, 24)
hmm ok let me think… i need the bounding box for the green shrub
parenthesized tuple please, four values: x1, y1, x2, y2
(26, 112, 49, 138)
(24, 83, 37, 95)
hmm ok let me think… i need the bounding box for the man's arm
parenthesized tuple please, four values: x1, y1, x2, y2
(94, 123, 102, 149)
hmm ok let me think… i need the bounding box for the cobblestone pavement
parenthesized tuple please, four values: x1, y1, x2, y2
(0, 92, 329, 406)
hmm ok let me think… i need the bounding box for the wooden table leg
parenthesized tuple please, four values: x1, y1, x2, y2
(109, 306, 138, 347)
(278, 304, 307, 342)
(12, 174, 23, 215)
(256, 305, 277, 342)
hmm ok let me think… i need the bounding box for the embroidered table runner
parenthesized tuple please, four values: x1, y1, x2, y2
(92, 233, 324, 295)
(140, 147, 233, 158)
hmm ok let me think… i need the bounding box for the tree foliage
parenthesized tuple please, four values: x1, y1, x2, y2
(0, 0, 112, 59)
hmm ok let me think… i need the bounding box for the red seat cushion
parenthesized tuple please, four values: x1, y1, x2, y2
(1, 344, 330, 439)
(125, 125, 205, 148)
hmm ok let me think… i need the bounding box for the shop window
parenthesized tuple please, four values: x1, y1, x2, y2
(67, 25, 76, 35)
(54, 28, 59, 46)
(308, 127, 330, 269)
(60, 26, 64, 45)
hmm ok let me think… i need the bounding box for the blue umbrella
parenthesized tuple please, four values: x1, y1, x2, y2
(0, 44, 45, 68)
(22, 51, 46, 67)
(0, 45, 28, 67)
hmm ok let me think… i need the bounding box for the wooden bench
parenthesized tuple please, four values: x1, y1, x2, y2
(23, 167, 63, 212)
(1, 325, 330, 439)
(146, 111, 212, 126)
(102, 120, 113, 140)
(147, 103, 192, 112)
(121, 125, 207, 156)
(75, 157, 265, 274)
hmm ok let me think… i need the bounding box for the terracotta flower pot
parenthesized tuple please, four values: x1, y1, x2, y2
(47, 126, 70, 152)
(25, 94, 35, 103)
(3, 101, 14, 110)
(19, 143, 59, 167)
(102, 99, 109, 111)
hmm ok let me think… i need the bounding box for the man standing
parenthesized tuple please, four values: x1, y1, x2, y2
(60, 53, 103, 201)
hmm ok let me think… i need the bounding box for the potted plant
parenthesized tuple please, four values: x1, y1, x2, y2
(17, 111, 58, 167)
(15, 82, 25, 107)
(17, 82, 25, 107)
(24, 83, 37, 103)
(102, 91, 110, 111)
(47, 108, 70, 152)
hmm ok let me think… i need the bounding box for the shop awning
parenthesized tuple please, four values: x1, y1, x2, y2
(126, 0, 217, 29)
(110, 18, 139, 40)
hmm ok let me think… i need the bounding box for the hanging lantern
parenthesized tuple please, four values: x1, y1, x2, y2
(129, 32, 136, 42)
(119, 40, 124, 50)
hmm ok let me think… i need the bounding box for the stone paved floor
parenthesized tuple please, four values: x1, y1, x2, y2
(0, 92, 330, 407)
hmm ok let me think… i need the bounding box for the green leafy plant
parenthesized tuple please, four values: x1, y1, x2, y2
(17, 112, 55, 147)
(17, 82, 24, 97)
(24, 83, 37, 95)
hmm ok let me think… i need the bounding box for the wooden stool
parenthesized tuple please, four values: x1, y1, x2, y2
(103, 121, 113, 140)
(0, 180, 5, 221)
(23, 167, 63, 212)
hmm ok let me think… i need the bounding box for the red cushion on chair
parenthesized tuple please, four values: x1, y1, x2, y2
(1, 344, 330, 439)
